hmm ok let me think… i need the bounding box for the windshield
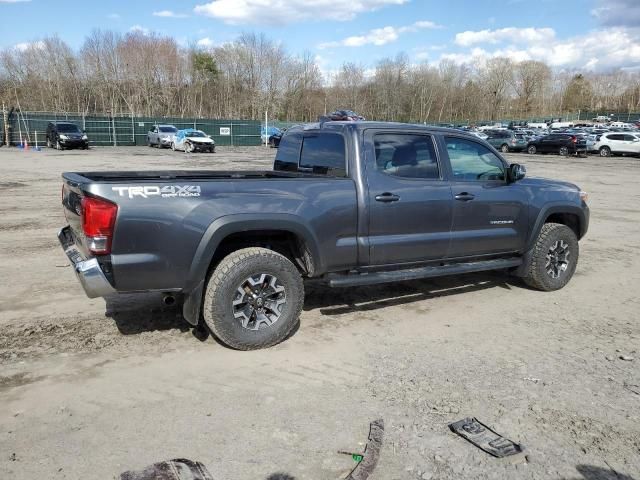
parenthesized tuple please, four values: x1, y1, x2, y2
(188, 131, 207, 137)
(56, 123, 81, 133)
(159, 126, 177, 133)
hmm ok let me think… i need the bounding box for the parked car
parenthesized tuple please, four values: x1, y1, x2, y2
(594, 132, 640, 157)
(171, 129, 215, 153)
(326, 110, 365, 121)
(485, 129, 527, 152)
(147, 125, 178, 148)
(46, 122, 89, 150)
(58, 120, 589, 350)
(268, 129, 283, 148)
(470, 130, 489, 140)
(526, 134, 588, 156)
(262, 126, 283, 147)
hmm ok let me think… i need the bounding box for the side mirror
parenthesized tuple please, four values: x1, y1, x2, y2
(509, 163, 526, 182)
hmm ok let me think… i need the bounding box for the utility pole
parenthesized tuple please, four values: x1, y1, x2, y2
(264, 109, 268, 147)
(2, 102, 8, 146)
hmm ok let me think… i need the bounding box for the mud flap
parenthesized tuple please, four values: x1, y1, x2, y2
(449, 417, 525, 459)
(120, 458, 214, 480)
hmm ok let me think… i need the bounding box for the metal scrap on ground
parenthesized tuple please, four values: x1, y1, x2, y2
(344, 419, 385, 480)
(120, 458, 214, 480)
(449, 417, 525, 460)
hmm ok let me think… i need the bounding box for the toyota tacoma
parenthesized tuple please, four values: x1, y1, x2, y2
(59, 122, 589, 350)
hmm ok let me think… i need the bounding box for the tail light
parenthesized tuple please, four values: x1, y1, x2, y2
(81, 196, 117, 254)
(571, 136, 577, 143)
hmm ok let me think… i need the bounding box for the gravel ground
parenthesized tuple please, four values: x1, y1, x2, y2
(0, 145, 638, 480)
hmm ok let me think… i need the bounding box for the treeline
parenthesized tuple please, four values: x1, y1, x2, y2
(1, 30, 640, 122)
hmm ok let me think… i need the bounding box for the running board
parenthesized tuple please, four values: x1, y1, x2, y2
(327, 258, 522, 288)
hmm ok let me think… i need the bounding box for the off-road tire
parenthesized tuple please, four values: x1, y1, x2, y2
(559, 146, 569, 156)
(46, 138, 52, 148)
(501, 144, 509, 153)
(56, 140, 63, 150)
(527, 145, 537, 154)
(521, 223, 579, 291)
(203, 248, 304, 350)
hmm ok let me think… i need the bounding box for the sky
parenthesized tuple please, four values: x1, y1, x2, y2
(1, 0, 639, 75)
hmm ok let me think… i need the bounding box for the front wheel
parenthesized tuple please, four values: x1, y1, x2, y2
(171, 142, 176, 151)
(521, 223, 579, 291)
(202, 248, 304, 350)
(185, 142, 193, 153)
(56, 140, 63, 151)
(46, 138, 52, 148)
(501, 144, 509, 153)
(527, 145, 537, 154)
(559, 146, 569, 156)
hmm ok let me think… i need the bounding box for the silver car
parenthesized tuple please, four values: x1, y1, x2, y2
(147, 125, 178, 148)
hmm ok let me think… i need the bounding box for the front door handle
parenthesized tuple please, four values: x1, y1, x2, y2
(375, 192, 400, 203)
(455, 192, 475, 201)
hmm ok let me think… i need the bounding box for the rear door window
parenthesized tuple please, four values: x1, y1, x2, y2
(373, 134, 439, 179)
(299, 133, 346, 176)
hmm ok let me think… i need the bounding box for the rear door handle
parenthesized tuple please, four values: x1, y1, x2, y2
(455, 192, 475, 201)
(375, 192, 400, 203)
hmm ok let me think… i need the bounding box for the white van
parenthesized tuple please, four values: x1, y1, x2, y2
(550, 122, 574, 129)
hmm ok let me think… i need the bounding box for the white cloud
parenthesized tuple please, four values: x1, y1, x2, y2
(14, 41, 45, 52)
(592, 0, 640, 28)
(0, 0, 31, 3)
(153, 10, 188, 18)
(319, 20, 442, 49)
(196, 37, 215, 48)
(194, 0, 408, 25)
(129, 25, 150, 35)
(455, 27, 555, 47)
(107, 13, 120, 19)
(440, 27, 640, 72)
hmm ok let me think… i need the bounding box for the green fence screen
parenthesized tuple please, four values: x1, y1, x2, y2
(0, 111, 261, 147)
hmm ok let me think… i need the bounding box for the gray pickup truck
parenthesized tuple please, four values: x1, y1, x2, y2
(59, 121, 589, 350)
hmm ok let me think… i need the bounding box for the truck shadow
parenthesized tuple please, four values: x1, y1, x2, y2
(304, 270, 521, 316)
(104, 292, 190, 335)
(570, 464, 636, 480)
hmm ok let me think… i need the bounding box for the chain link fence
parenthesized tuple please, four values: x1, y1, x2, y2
(0, 110, 261, 147)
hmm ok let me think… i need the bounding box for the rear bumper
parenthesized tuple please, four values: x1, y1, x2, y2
(58, 226, 115, 298)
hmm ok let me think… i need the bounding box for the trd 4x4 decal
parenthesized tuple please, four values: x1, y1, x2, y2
(112, 185, 201, 199)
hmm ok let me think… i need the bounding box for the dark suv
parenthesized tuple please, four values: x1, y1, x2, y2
(526, 134, 587, 156)
(46, 122, 89, 150)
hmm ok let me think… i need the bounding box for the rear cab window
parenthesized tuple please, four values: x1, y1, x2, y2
(274, 131, 347, 176)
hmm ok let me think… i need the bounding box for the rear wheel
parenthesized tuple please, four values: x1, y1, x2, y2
(559, 146, 569, 156)
(501, 144, 509, 153)
(521, 223, 579, 291)
(46, 137, 52, 148)
(56, 140, 63, 151)
(599, 146, 611, 157)
(527, 145, 537, 154)
(203, 248, 304, 350)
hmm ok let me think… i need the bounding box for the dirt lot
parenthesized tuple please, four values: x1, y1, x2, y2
(0, 145, 639, 480)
